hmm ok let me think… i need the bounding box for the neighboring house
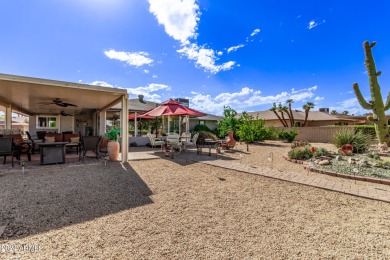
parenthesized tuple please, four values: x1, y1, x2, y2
(334, 114, 390, 125)
(243, 110, 357, 127)
(0, 116, 29, 132)
(189, 114, 222, 131)
(111, 95, 221, 132)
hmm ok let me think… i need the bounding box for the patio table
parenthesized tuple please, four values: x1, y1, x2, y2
(39, 142, 68, 165)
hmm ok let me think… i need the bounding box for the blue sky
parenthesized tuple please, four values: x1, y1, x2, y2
(1, 0, 390, 115)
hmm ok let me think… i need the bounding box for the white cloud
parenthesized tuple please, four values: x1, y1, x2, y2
(148, 0, 200, 45)
(250, 28, 260, 37)
(328, 98, 363, 115)
(227, 44, 245, 53)
(152, 74, 158, 78)
(308, 20, 318, 29)
(314, 96, 324, 101)
(89, 81, 114, 88)
(188, 86, 318, 115)
(177, 44, 235, 73)
(144, 69, 150, 74)
(217, 51, 223, 56)
(104, 49, 153, 67)
(125, 83, 171, 102)
(148, 0, 236, 73)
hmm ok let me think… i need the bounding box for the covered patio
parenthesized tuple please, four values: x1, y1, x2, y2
(0, 73, 129, 163)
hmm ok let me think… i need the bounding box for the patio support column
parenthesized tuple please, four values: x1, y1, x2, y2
(99, 110, 106, 135)
(186, 115, 190, 132)
(134, 112, 138, 137)
(168, 115, 171, 134)
(179, 116, 181, 135)
(121, 94, 129, 162)
(5, 104, 12, 129)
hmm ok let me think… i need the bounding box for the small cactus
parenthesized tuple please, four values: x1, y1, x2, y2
(353, 41, 390, 144)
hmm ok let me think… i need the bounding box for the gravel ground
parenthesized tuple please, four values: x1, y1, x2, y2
(1, 141, 390, 259)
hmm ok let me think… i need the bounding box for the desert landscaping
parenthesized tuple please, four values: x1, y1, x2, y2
(1, 141, 390, 259)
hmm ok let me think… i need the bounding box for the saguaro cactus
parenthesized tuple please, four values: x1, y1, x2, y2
(353, 41, 390, 144)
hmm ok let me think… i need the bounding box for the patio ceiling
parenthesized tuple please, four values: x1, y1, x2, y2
(0, 73, 128, 116)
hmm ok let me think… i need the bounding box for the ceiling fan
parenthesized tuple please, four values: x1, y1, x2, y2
(39, 98, 77, 107)
(60, 110, 74, 116)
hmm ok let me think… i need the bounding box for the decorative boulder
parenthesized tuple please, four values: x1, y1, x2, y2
(319, 160, 331, 165)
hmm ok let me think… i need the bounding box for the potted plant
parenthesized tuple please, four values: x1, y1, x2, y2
(104, 126, 121, 161)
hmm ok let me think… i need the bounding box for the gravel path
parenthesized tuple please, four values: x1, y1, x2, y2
(1, 141, 390, 259)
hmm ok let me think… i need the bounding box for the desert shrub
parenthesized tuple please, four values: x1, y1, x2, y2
(194, 124, 211, 132)
(333, 128, 372, 153)
(367, 151, 380, 160)
(197, 131, 218, 144)
(288, 146, 313, 160)
(312, 147, 332, 157)
(277, 129, 298, 142)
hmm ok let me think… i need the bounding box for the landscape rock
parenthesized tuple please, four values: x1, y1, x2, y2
(319, 160, 331, 165)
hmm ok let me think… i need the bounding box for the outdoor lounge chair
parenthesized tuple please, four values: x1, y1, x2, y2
(220, 131, 236, 150)
(182, 132, 198, 152)
(0, 137, 15, 167)
(147, 133, 165, 149)
(166, 133, 182, 152)
(80, 136, 101, 162)
(26, 131, 44, 154)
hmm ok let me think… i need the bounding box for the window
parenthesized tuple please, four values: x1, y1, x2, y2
(37, 116, 58, 128)
(199, 120, 205, 125)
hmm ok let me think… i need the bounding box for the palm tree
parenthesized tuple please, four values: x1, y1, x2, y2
(278, 103, 289, 127)
(302, 102, 314, 127)
(330, 110, 338, 115)
(270, 103, 287, 127)
(286, 99, 295, 126)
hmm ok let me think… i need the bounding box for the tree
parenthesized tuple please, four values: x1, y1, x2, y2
(278, 103, 289, 127)
(217, 106, 241, 138)
(270, 103, 287, 127)
(302, 102, 314, 127)
(286, 99, 295, 126)
(342, 110, 349, 115)
(237, 112, 271, 151)
(330, 110, 338, 115)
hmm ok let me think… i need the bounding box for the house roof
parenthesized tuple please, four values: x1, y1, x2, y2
(193, 114, 223, 121)
(112, 98, 158, 112)
(244, 110, 356, 122)
(0, 73, 128, 116)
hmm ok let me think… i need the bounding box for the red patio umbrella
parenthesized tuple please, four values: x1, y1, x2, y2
(128, 112, 155, 120)
(139, 99, 206, 117)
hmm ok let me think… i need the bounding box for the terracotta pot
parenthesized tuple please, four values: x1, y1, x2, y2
(107, 141, 120, 161)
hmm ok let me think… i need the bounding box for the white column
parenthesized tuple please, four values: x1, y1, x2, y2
(134, 112, 138, 137)
(121, 95, 129, 162)
(5, 104, 12, 129)
(99, 110, 106, 135)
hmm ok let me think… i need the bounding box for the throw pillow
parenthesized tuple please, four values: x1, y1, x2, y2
(70, 137, 80, 143)
(45, 136, 55, 142)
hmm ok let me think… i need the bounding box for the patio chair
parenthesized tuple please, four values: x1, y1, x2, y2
(147, 133, 165, 149)
(26, 131, 44, 154)
(166, 133, 182, 152)
(80, 136, 101, 162)
(0, 137, 15, 167)
(183, 133, 199, 151)
(220, 131, 236, 150)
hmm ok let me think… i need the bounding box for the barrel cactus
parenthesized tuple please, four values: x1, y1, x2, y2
(353, 41, 390, 144)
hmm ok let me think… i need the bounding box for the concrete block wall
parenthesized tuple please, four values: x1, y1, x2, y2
(279, 126, 355, 143)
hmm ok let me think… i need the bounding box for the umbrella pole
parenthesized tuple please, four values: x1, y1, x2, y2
(168, 115, 171, 134)
(186, 115, 190, 132)
(134, 112, 138, 137)
(179, 116, 181, 135)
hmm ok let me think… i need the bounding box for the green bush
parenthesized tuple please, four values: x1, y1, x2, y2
(333, 128, 372, 153)
(354, 125, 376, 138)
(194, 124, 211, 132)
(288, 146, 313, 160)
(367, 151, 380, 160)
(312, 147, 332, 157)
(197, 131, 218, 145)
(277, 129, 298, 142)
